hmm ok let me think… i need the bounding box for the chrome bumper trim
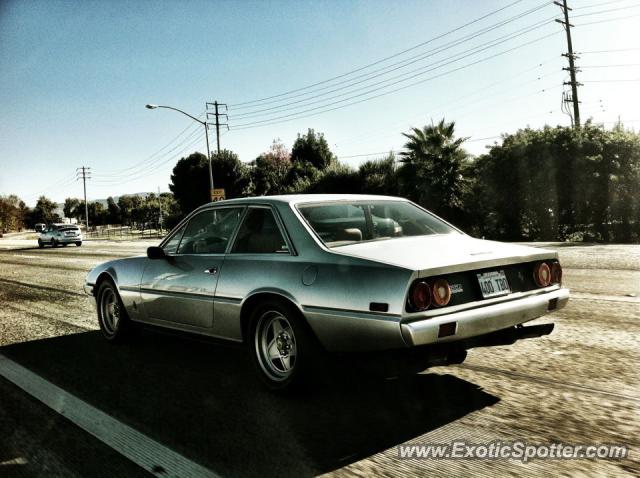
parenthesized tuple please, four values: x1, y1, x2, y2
(401, 288, 570, 346)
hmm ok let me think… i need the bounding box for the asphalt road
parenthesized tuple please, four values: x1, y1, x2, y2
(0, 239, 638, 477)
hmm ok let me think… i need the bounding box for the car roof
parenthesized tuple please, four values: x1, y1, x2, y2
(202, 194, 407, 208)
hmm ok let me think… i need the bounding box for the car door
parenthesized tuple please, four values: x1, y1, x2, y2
(212, 205, 295, 340)
(140, 206, 244, 329)
(42, 225, 55, 243)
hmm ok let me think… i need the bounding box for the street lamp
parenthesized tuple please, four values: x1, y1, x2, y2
(145, 104, 214, 194)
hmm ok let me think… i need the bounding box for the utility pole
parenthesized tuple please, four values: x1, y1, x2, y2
(555, 0, 581, 128)
(157, 186, 163, 232)
(206, 101, 228, 155)
(76, 166, 91, 231)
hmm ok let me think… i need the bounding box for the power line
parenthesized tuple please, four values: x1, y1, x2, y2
(337, 151, 393, 159)
(582, 78, 640, 82)
(336, 58, 560, 148)
(229, 0, 530, 108)
(230, 30, 561, 130)
(21, 174, 79, 202)
(94, 112, 205, 175)
(572, 2, 640, 17)
(572, 0, 637, 9)
(230, 2, 552, 114)
(581, 63, 640, 67)
(92, 126, 203, 179)
(91, 134, 205, 185)
(230, 13, 557, 121)
(574, 11, 640, 25)
(580, 47, 640, 54)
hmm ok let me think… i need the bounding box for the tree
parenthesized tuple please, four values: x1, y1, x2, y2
(32, 196, 60, 225)
(106, 196, 121, 224)
(169, 152, 211, 214)
(398, 119, 468, 224)
(0, 195, 28, 232)
(88, 202, 107, 226)
(282, 159, 322, 194)
(170, 150, 250, 214)
(118, 195, 143, 228)
(470, 123, 640, 242)
(159, 192, 181, 229)
(291, 129, 335, 170)
(211, 149, 251, 199)
(357, 153, 399, 196)
(305, 162, 361, 194)
(252, 140, 292, 196)
(63, 198, 81, 220)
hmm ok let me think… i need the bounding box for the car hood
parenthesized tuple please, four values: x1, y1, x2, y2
(332, 234, 557, 276)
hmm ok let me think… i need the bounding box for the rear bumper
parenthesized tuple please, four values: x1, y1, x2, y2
(401, 287, 569, 346)
(58, 236, 82, 243)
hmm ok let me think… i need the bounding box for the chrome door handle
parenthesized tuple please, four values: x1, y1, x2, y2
(204, 267, 218, 275)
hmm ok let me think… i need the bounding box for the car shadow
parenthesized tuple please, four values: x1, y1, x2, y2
(2, 329, 499, 477)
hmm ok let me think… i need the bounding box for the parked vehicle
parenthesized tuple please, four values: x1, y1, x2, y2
(39, 223, 83, 248)
(84, 195, 569, 389)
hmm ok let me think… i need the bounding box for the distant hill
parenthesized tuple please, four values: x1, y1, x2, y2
(91, 192, 153, 208)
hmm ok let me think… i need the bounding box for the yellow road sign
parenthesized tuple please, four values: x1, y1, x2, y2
(210, 188, 226, 201)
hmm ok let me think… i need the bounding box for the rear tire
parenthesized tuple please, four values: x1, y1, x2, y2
(249, 298, 322, 391)
(76, 242, 82, 246)
(52, 239, 58, 248)
(96, 280, 131, 342)
(38, 239, 43, 248)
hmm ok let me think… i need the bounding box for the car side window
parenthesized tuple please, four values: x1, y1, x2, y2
(232, 208, 288, 254)
(162, 223, 187, 254)
(177, 207, 243, 255)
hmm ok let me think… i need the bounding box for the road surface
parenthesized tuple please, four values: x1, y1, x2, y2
(0, 239, 638, 477)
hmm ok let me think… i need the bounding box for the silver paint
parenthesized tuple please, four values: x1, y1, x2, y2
(85, 195, 569, 353)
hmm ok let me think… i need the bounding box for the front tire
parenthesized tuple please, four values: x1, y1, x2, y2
(38, 239, 43, 248)
(52, 239, 58, 248)
(76, 241, 82, 246)
(250, 299, 320, 391)
(96, 280, 131, 342)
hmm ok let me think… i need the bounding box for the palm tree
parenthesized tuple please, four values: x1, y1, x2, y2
(398, 118, 469, 222)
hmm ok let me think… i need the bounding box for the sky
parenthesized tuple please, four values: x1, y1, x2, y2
(1, 0, 639, 206)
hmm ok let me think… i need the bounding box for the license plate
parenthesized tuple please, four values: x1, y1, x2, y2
(477, 270, 510, 298)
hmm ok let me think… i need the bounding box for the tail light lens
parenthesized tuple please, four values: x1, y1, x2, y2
(432, 279, 452, 307)
(533, 262, 552, 287)
(410, 281, 431, 311)
(551, 261, 562, 284)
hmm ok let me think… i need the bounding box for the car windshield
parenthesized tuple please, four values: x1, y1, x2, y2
(297, 200, 459, 247)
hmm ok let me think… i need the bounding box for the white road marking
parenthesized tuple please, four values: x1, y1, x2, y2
(570, 292, 640, 303)
(0, 354, 220, 478)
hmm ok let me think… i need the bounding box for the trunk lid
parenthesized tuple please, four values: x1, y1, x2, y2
(332, 234, 556, 276)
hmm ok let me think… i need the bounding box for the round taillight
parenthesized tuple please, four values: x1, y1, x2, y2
(432, 279, 452, 307)
(533, 262, 552, 287)
(410, 281, 431, 311)
(551, 262, 562, 284)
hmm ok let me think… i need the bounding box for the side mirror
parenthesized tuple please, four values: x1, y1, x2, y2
(147, 246, 166, 260)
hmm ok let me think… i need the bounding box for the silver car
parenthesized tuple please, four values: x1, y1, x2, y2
(85, 195, 569, 389)
(39, 223, 83, 248)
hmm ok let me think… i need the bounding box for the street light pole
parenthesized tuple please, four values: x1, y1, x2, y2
(145, 104, 214, 193)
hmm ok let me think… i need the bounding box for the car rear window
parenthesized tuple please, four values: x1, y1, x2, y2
(297, 200, 458, 247)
